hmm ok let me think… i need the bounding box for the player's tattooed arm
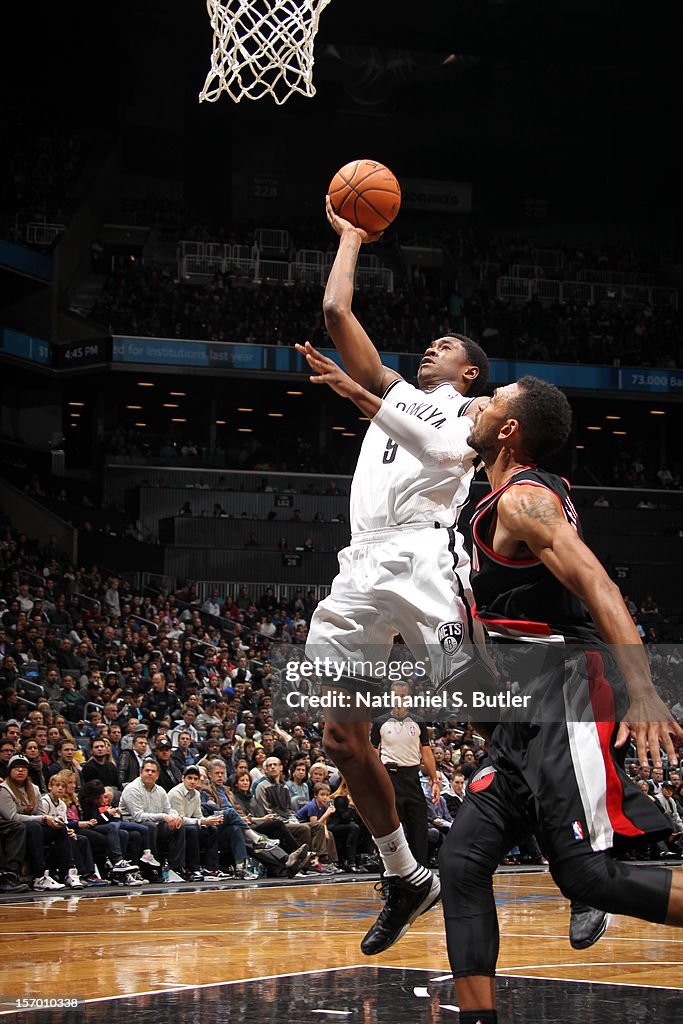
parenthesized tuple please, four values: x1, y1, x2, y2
(498, 483, 683, 762)
(502, 489, 563, 527)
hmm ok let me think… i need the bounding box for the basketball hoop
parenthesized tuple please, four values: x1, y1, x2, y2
(199, 0, 332, 106)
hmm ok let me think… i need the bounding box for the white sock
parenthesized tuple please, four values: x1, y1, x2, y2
(374, 826, 430, 884)
(245, 829, 260, 843)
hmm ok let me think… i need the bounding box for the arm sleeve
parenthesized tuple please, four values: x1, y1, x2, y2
(372, 402, 476, 468)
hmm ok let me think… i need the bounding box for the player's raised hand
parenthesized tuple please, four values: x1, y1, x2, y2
(295, 341, 358, 396)
(326, 196, 383, 244)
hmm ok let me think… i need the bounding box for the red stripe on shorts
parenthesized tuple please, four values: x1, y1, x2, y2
(586, 650, 644, 838)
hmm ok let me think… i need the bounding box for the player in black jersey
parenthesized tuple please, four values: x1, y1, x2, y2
(439, 376, 683, 1024)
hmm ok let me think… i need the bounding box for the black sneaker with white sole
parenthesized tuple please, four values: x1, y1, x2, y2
(360, 872, 441, 955)
(569, 901, 610, 949)
(285, 844, 311, 876)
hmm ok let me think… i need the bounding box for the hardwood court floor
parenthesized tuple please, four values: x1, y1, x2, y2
(0, 868, 681, 1010)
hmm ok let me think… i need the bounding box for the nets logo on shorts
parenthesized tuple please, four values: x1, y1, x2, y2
(468, 766, 496, 794)
(437, 621, 463, 655)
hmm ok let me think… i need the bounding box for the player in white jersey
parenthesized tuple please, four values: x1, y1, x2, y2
(292, 199, 492, 956)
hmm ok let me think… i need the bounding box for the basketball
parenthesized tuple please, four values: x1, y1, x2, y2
(328, 159, 401, 234)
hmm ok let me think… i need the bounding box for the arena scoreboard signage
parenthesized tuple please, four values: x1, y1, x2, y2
(55, 337, 111, 370)
(0, 327, 51, 365)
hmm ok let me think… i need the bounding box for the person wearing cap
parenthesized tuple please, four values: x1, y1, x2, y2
(154, 738, 183, 792)
(0, 754, 78, 890)
(119, 696, 145, 739)
(167, 766, 225, 881)
(195, 700, 222, 736)
(121, 716, 149, 753)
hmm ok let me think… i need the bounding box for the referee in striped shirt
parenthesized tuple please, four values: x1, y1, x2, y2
(371, 681, 440, 867)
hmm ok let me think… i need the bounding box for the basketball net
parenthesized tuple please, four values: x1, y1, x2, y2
(199, 0, 332, 106)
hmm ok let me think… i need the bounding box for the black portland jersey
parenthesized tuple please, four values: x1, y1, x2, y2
(470, 467, 599, 643)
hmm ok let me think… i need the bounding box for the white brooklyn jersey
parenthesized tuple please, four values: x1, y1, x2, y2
(350, 379, 476, 534)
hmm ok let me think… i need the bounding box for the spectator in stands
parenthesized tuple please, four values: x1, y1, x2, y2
(48, 738, 83, 788)
(641, 595, 660, 617)
(142, 672, 181, 730)
(81, 737, 120, 789)
(154, 737, 184, 791)
(21, 738, 48, 794)
(202, 591, 221, 617)
(327, 778, 364, 872)
(254, 757, 327, 864)
(119, 758, 188, 881)
(284, 759, 310, 811)
(167, 765, 225, 880)
(117, 732, 150, 786)
(109, 723, 123, 763)
(654, 781, 683, 855)
(295, 782, 339, 868)
(230, 770, 310, 864)
(172, 730, 198, 771)
(199, 760, 264, 878)
(171, 709, 200, 748)
(0, 754, 75, 890)
(0, 817, 28, 892)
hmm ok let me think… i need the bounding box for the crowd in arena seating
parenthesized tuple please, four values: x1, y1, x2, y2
(1, 513, 682, 891)
(89, 256, 683, 372)
(0, 114, 95, 250)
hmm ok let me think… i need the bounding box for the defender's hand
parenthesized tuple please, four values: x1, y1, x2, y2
(616, 694, 683, 767)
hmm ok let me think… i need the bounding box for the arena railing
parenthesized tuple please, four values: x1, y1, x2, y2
(179, 252, 394, 291)
(26, 221, 65, 246)
(578, 268, 656, 286)
(497, 276, 679, 308)
(531, 247, 565, 269)
(195, 579, 331, 603)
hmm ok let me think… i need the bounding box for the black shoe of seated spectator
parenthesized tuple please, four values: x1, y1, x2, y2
(0, 872, 29, 893)
(569, 902, 610, 949)
(285, 845, 310, 877)
(360, 873, 441, 956)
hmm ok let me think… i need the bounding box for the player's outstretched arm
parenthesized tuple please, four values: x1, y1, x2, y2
(322, 197, 400, 396)
(296, 342, 474, 468)
(497, 484, 683, 767)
